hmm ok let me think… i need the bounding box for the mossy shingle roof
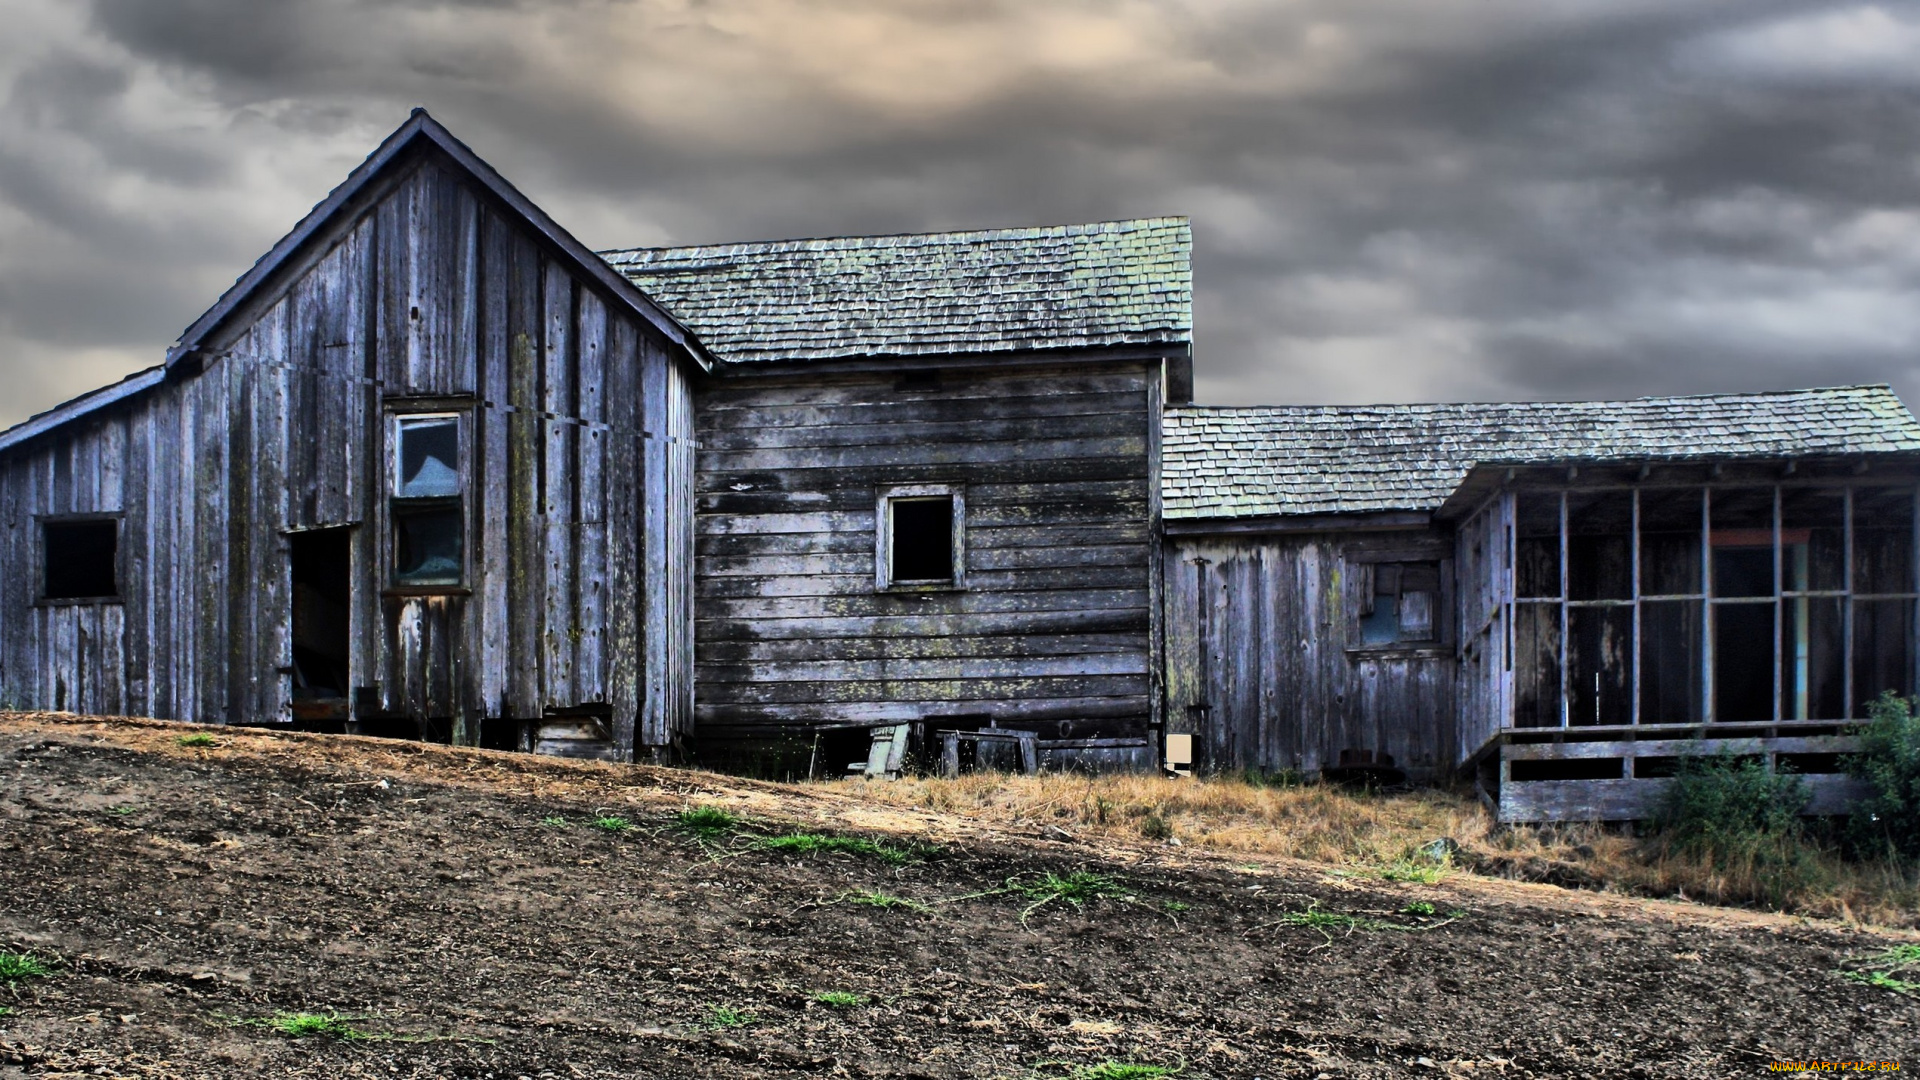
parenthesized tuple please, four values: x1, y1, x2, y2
(600, 217, 1191, 364)
(1164, 385, 1920, 521)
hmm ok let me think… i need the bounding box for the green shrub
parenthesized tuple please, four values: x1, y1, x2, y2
(1648, 750, 1820, 908)
(1653, 751, 1808, 852)
(1848, 692, 1920, 862)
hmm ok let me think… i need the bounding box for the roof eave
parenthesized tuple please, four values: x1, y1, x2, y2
(1434, 448, 1920, 520)
(1163, 509, 1434, 536)
(0, 367, 168, 456)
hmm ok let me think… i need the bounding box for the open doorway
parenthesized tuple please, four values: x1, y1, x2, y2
(290, 527, 352, 724)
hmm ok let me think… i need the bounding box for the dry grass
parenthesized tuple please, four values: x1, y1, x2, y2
(834, 772, 1920, 928)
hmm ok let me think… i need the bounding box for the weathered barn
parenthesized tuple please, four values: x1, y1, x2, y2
(4, 111, 1918, 821)
(1162, 388, 1920, 818)
(0, 112, 706, 759)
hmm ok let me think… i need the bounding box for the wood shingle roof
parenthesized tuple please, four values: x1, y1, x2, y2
(600, 217, 1191, 365)
(1163, 385, 1920, 521)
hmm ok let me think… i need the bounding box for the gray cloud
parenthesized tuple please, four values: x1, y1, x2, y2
(0, 0, 1916, 427)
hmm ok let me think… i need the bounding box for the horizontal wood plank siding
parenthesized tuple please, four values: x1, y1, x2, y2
(692, 363, 1156, 745)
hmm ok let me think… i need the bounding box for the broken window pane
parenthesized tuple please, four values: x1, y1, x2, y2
(396, 416, 461, 498)
(1358, 561, 1439, 645)
(1639, 487, 1703, 596)
(1711, 488, 1775, 598)
(43, 520, 117, 599)
(1399, 586, 1436, 641)
(1853, 599, 1915, 714)
(393, 504, 464, 586)
(1513, 602, 1563, 727)
(890, 496, 954, 582)
(1780, 487, 1846, 593)
(1515, 493, 1561, 599)
(1567, 490, 1632, 601)
(1853, 487, 1915, 595)
(1782, 596, 1845, 720)
(1713, 602, 1776, 721)
(1640, 600, 1703, 723)
(1568, 606, 1633, 726)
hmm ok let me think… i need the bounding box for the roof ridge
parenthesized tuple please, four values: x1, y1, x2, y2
(1166, 383, 1900, 414)
(599, 216, 1189, 259)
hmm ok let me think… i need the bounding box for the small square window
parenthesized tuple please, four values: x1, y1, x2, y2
(43, 520, 118, 600)
(892, 497, 954, 582)
(1358, 560, 1440, 646)
(876, 484, 965, 590)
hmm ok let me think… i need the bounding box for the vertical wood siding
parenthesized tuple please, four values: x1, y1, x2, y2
(0, 150, 698, 755)
(1455, 495, 1512, 761)
(1163, 531, 1459, 779)
(692, 363, 1157, 744)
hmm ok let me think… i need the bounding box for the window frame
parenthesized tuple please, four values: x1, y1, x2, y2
(875, 482, 967, 592)
(1347, 552, 1453, 653)
(385, 407, 471, 595)
(34, 511, 125, 607)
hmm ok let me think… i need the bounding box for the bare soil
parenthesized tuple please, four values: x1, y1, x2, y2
(0, 713, 1914, 1079)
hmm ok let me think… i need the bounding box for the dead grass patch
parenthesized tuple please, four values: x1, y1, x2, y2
(838, 772, 1920, 928)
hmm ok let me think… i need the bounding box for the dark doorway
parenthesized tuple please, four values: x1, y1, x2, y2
(290, 528, 352, 722)
(1714, 601, 1776, 721)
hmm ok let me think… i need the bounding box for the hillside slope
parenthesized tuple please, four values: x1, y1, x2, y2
(0, 713, 1914, 1078)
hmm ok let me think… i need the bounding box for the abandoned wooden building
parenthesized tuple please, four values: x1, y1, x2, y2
(3, 111, 1918, 820)
(1162, 389, 1920, 818)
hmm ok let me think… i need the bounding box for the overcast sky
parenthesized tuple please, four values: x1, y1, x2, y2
(0, 0, 1916, 428)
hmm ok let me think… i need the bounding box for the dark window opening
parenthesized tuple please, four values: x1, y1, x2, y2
(393, 503, 464, 586)
(43, 520, 117, 599)
(1513, 602, 1563, 728)
(1776, 752, 1844, 775)
(1710, 487, 1775, 597)
(1569, 606, 1633, 725)
(1782, 596, 1845, 720)
(1854, 598, 1915, 710)
(1358, 561, 1440, 645)
(891, 496, 954, 582)
(1567, 491, 1632, 600)
(1855, 487, 1915, 594)
(1713, 602, 1776, 721)
(1640, 600, 1703, 723)
(1515, 493, 1562, 598)
(1639, 488, 1702, 595)
(1509, 757, 1624, 782)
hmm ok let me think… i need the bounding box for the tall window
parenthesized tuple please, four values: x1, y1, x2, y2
(1509, 483, 1916, 726)
(391, 414, 464, 587)
(875, 484, 965, 590)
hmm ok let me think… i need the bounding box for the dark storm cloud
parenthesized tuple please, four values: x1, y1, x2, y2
(1, 0, 1916, 427)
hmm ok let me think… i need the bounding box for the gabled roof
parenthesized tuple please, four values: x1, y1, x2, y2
(168, 109, 710, 371)
(599, 217, 1191, 365)
(1163, 385, 1920, 522)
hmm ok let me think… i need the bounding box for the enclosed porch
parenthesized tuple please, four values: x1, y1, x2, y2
(1454, 463, 1918, 821)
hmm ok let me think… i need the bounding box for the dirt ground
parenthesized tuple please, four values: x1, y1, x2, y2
(0, 714, 1915, 1079)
